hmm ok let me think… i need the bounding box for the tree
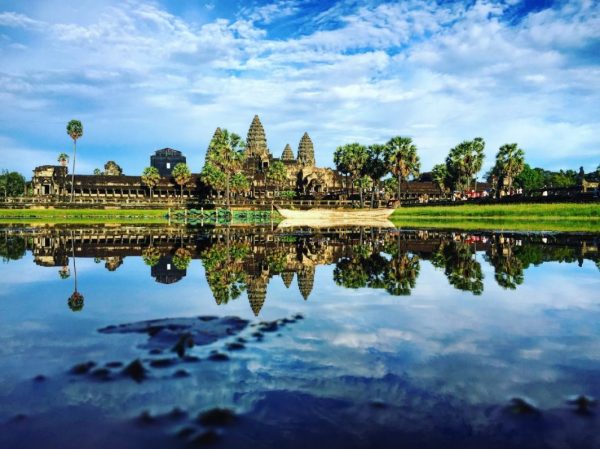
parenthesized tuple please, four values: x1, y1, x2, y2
(142, 246, 161, 267)
(446, 138, 485, 192)
(494, 143, 525, 193)
(365, 144, 388, 207)
(172, 247, 192, 270)
(200, 162, 227, 198)
(515, 164, 545, 192)
(334, 143, 368, 205)
(266, 160, 287, 196)
(230, 173, 251, 196)
(0, 170, 25, 197)
(93, 168, 102, 175)
(172, 163, 192, 201)
(431, 163, 449, 192)
(385, 136, 420, 203)
(204, 128, 246, 208)
(66, 119, 83, 202)
(57, 153, 69, 166)
(333, 146, 351, 195)
(141, 166, 161, 198)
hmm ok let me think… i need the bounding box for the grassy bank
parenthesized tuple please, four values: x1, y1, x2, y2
(392, 203, 599, 219)
(0, 208, 168, 224)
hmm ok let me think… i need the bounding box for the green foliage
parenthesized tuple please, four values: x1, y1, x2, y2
(141, 166, 161, 196)
(58, 267, 71, 279)
(0, 236, 26, 261)
(0, 170, 25, 197)
(230, 173, 250, 194)
(68, 291, 84, 312)
(142, 246, 161, 267)
(445, 137, 485, 191)
(201, 242, 250, 305)
(266, 160, 287, 191)
(66, 120, 83, 141)
(431, 163, 449, 191)
(493, 143, 525, 191)
(432, 241, 484, 295)
(172, 247, 192, 270)
(172, 163, 192, 199)
(385, 136, 420, 200)
(204, 128, 246, 206)
(279, 190, 296, 199)
(200, 162, 227, 193)
(58, 152, 69, 163)
(93, 168, 102, 175)
(515, 164, 545, 191)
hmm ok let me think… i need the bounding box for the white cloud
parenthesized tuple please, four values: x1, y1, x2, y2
(0, 0, 598, 175)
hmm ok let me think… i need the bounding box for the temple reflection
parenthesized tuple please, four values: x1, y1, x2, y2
(1, 226, 598, 315)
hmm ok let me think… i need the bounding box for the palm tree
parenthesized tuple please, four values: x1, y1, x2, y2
(66, 120, 83, 202)
(204, 128, 246, 209)
(431, 163, 449, 192)
(385, 136, 420, 204)
(446, 138, 485, 192)
(68, 230, 84, 311)
(57, 153, 69, 167)
(334, 143, 368, 204)
(172, 163, 192, 202)
(266, 160, 287, 196)
(494, 143, 525, 194)
(365, 144, 388, 207)
(141, 166, 161, 198)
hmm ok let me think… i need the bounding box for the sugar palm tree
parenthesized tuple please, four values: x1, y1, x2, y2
(66, 120, 83, 202)
(266, 160, 287, 196)
(385, 136, 420, 204)
(57, 153, 69, 167)
(205, 128, 246, 209)
(141, 166, 161, 198)
(431, 163, 449, 192)
(494, 143, 525, 194)
(365, 144, 388, 207)
(334, 143, 368, 203)
(68, 230, 84, 311)
(446, 138, 485, 192)
(172, 163, 192, 202)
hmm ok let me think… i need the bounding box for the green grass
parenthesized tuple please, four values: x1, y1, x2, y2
(391, 217, 600, 233)
(392, 203, 600, 219)
(0, 208, 168, 224)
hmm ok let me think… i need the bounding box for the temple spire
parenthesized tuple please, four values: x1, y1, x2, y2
(205, 127, 223, 162)
(297, 132, 315, 166)
(281, 144, 295, 161)
(245, 115, 269, 158)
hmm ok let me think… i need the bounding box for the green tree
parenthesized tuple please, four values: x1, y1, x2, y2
(431, 163, 449, 192)
(204, 128, 246, 208)
(172, 247, 192, 270)
(333, 145, 352, 195)
(385, 136, 420, 203)
(494, 143, 525, 193)
(57, 152, 69, 166)
(365, 144, 388, 207)
(446, 138, 485, 192)
(0, 171, 25, 197)
(334, 143, 368, 205)
(230, 173, 250, 196)
(172, 163, 192, 201)
(200, 162, 227, 198)
(66, 119, 83, 202)
(0, 236, 26, 261)
(93, 168, 102, 175)
(141, 166, 161, 198)
(266, 160, 287, 196)
(515, 164, 545, 191)
(142, 246, 161, 267)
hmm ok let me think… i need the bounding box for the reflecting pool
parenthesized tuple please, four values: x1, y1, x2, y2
(0, 225, 599, 449)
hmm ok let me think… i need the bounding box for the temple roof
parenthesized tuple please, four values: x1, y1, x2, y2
(245, 115, 270, 158)
(281, 144, 295, 161)
(154, 148, 183, 157)
(297, 132, 315, 167)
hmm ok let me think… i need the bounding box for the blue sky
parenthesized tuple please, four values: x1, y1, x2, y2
(0, 0, 598, 177)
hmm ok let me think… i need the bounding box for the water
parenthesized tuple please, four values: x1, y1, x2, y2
(0, 226, 598, 449)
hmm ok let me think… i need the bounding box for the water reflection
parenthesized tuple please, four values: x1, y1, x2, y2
(1, 226, 598, 315)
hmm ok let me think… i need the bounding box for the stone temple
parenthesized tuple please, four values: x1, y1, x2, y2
(238, 115, 344, 195)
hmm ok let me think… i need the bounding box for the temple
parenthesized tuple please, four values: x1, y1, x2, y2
(27, 114, 451, 205)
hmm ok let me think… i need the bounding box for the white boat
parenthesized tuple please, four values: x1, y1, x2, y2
(275, 207, 396, 228)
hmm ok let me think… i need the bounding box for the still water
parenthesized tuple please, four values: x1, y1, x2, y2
(0, 225, 598, 449)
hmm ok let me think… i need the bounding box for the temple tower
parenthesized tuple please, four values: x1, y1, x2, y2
(247, 276, 268, 316)
(281, 144, 295, 161)
(297, 132, 315, 167)
(297, 265, 315, 300)
(245, 115, 270, 159)
(205, 127, 223, 162)
(281, 271, 294, 288)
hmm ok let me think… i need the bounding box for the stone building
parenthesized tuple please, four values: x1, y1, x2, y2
(150, 148, 186, 177)
(236, 115, 345, 196)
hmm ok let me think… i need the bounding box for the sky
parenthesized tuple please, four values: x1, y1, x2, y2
(0, 0, 598, 177)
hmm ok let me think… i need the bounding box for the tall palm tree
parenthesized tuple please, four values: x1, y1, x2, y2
(141, 166, 161, 198)
(446, 138, 485, 192)
(334, 143, 368, 204)
(494, 143, 525, 194)
(266, 160, 287, 196)
(365, 144, 388, 208)
(172, 163, 192, 202)
(431, 163, 449, 192)
(66, 120, 83, 202)
(68, 230, 84, 311)
(385, 136, 420, 204)
(205, 129, 246, 209)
